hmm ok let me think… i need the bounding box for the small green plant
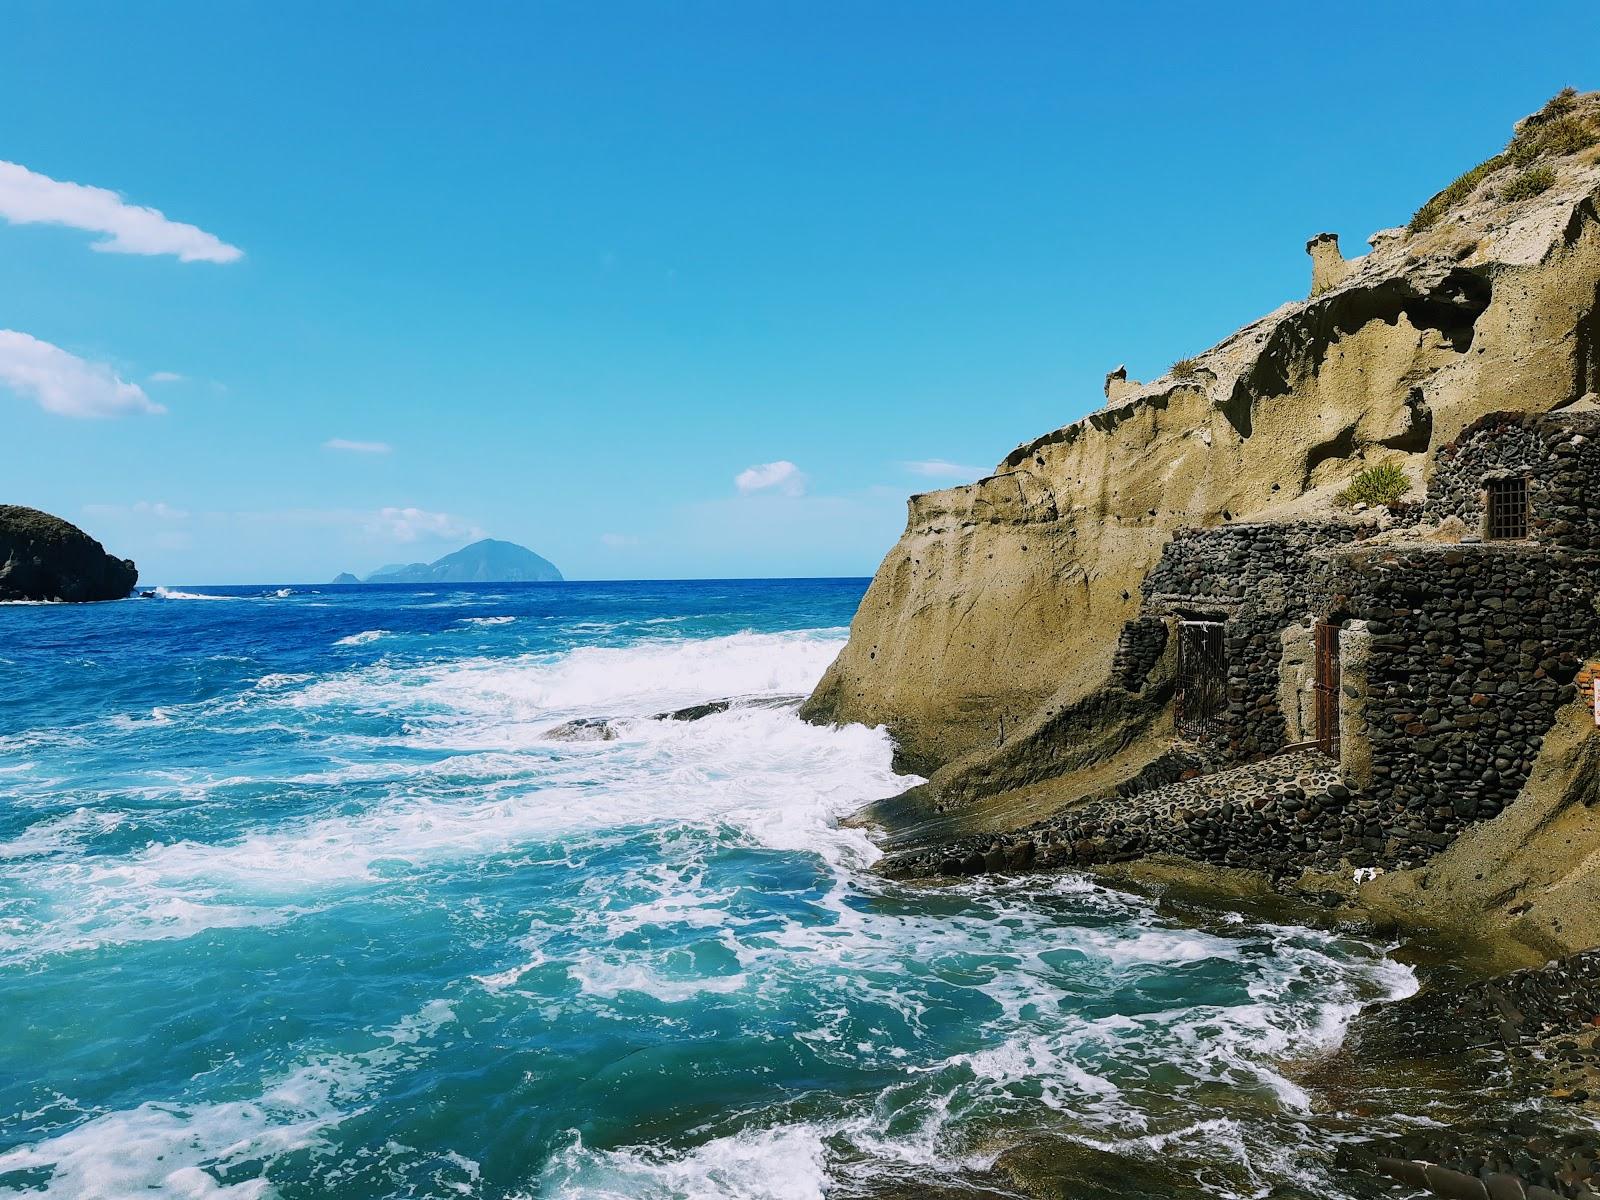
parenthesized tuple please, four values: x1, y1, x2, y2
(1501, 164, 1557, 202)
(1339, 462, 1410, 508)
(1409, 154, 1507, 232)
(1170, 358, 1202, 381)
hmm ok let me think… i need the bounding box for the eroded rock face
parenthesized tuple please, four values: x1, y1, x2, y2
(803, 93, 1600, 776)
(0, 506, 137, 603)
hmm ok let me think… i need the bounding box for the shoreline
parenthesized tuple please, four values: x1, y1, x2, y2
(850, 836, 1600, 1198)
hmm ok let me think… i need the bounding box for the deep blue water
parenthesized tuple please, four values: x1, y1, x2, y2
(0, 580, 1412, 1198)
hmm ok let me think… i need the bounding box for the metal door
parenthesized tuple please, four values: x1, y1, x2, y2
(1177, 621, 1226, 738)
(1313, 622, 1341, 757)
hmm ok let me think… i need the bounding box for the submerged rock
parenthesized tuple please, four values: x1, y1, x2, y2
(654, 694, 804, 722)
(541, 717, 619, 742)
(0, 505, 137, 602)
(544, 695, 806, 743)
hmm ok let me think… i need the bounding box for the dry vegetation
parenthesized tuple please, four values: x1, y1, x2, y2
(1409, 88, 1598, 232)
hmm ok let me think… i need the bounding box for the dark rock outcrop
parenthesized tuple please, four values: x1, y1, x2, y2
(0, 506, 137, 602)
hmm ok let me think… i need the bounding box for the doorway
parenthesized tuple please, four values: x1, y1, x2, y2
(1177, 620, 1227, 738)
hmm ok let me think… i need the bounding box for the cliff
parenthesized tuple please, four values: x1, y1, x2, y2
(803, 90, 1600, 1200)
(0, 505, 138, 602)
(804, 90, 1600, 785)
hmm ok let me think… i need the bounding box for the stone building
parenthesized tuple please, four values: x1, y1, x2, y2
(892, 409, 1600, 879)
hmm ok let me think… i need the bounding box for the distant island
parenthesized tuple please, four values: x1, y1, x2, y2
(332, 538, 563, 584)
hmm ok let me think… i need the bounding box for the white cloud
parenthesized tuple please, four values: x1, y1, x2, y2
(600, 532, 641, 548)
(324, 438, 393, 455)
(902, 458, 988, 480)
(735, 460, 807, 496)
(0, 330, 163, 418)
(366, 506, 483, 544)
(0, 161, 242, 262)
(148, 371, 185, 384)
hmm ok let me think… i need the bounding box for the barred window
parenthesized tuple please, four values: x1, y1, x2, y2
(1486, 477, 1528, 540)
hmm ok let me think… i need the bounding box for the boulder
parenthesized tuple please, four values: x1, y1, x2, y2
(0, 505, 137, 602)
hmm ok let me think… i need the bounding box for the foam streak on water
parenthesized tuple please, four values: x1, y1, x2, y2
(0, 581, 1414, 1200)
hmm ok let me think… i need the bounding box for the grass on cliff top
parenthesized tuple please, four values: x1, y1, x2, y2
(1409, 87, 1598, 232)
(1338, 463, 1410, 508)
(0, 504, 84, 545)
(1170, 357, 1202, 381)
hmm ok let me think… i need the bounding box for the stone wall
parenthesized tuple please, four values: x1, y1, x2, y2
(1109, 616, 1168, 691)
(1335, 542, 1600, 865)
(1422, 410, 1600, 549)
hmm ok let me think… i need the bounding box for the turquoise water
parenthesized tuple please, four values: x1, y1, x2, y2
(0, 580, 1413, 1198)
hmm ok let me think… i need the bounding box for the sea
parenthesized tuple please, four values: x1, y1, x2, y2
(0, 579, 1418, 1199)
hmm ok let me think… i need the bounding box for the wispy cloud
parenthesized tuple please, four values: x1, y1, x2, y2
(0, 330, 163, 418)
(148, 371, 185, 384)
(735, 460, 807, 496)
(600, 532, 641, 548)
(0, 161, 242, 262)
(324, 438, 393, 455)
(902, 458, 988, 480)
(366, 506, 483, 544)
(83, 500, 189, 520)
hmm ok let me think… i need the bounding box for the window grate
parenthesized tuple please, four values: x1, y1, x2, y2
(1486, 477, 1528, 540)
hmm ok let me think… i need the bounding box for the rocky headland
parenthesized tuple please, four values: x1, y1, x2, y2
(0, 505, 138, 602)
(808, 90, 1600, 1198)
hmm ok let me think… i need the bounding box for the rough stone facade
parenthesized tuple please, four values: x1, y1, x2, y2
(886, 411, 1600, 881)
(1423, 410, 1600, 548)
(1141, 519, 1372, 763)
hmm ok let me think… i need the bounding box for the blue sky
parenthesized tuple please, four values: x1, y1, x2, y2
(2, 2, 1595, 583)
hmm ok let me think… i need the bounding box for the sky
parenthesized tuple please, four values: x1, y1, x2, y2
(2, 2, 1597, 584)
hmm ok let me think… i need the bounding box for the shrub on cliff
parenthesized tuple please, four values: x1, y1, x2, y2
(1510, 114, 1597, 164)
(1409, 155, 1508, 232)
(1339, 463, 1410, 508)
(1501, 164, 1557, 202)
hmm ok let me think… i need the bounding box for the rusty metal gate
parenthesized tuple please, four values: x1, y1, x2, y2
(1177, 620, 1226, 738)
(1313, 621, 1341, 757)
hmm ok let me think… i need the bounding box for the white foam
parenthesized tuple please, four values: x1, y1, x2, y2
(459, 615, 515, 626)
(535, 1126, 829, 1200)
(152, 587, 234, 601)
(333, 629, 387, 646)
(0, 807, 126, 861)
(0, 1001, 455, 1199)
(569, 958, 748, 1002)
